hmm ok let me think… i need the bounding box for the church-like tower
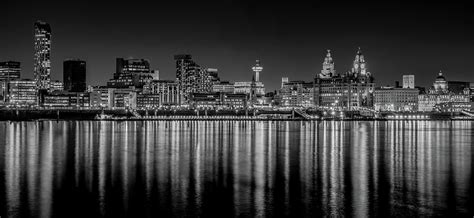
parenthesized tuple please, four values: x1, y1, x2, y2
(351, 47, 368, 76)
(319, 49, 335, 78)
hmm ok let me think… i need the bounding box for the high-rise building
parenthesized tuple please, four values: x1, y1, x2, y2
(63, 59, 86, 92)
(403, 75, 415, 89)
(174, 55, 219, 100)
(319, 49, 335, 78)
(107, 58, 152, 88)
(34, 21, 52, 90)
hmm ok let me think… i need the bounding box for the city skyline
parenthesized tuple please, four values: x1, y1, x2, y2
(1, 0, 473, 91)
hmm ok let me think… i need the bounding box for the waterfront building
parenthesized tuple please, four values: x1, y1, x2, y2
(50, 80, 64, 92)
(418, 72, 470, 112)
(234, 81, 265, 95)
(107, 58, 153, 88)
(43, 91, 90, 108)
(276, 80, 314, 108)
(314, 48, 375, 110)
(8, 79, 37, 106)
(89, 86, 136, 109)
(63, 59, 86, 92)
(212, 81, 235, 93)
(0, 61, 21, 102)
(374, 86, 419, 111)
(142, 80, 182, 106)
(403, 75, 415, 89)
(190, 93, 247, 108)
(34, 21, 52, 90)
(232, 60, 266, 105)
(174, 55, 220, 101)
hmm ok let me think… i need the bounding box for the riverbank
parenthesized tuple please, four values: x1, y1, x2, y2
(0, 109, 473, 121)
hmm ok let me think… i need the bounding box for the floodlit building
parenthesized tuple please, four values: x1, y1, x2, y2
(418, 72, 470, 112)
(43, 91, 90, 108)
(190, 93, 247, 108)
(374, 86, 419, 111)
(50, 80, 64, 92)
(212, 81, 235, 93)
(174, 55, 220, 100)
(314, 48, 375, 110)
(402, 75, 415, 89)
(8, 79, 37, 106)
(0, 61, 21, 102)
(142, 80, 182, 106)
(34, 21, 52, 90)
(276, 80, 314, 107)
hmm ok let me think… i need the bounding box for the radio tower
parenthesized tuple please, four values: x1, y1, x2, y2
(252, 60, 263, 82)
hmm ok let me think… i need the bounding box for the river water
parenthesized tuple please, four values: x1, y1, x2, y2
(0, 121, 472, 217)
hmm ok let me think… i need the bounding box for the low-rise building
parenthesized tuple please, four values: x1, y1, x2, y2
(190, 93, 247, 108)
(8, 79, 37, 106)
(276, 80, 314, 108)
(43, 91, 90, 108)
(374, 87, 419, 111)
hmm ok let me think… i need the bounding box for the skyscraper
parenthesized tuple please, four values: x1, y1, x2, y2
(34, 21, 52, 90)
(63, 59, 86, 92)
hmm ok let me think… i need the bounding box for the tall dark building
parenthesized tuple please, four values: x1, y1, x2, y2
(63, 59, 86, 92)
(107, 58, 152, 88)
(34, 21, 52, 90)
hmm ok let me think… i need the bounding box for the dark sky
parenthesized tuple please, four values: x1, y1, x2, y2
(1, 0, 473, 91)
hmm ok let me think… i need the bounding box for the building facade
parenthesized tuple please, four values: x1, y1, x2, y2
(8, 79, 37, 106)
(0, 61, 21, 102)
(212, 81, 235, 93)
(142, 80, 182, 106)
(63, 59, 86, 92)
(277, 80, 314, 107)
(403, 75, 415, 89)
(34, 21, 52, 90)
(107, 58, 152, 88)
(374, 87, 419, 111)
(314, 48, 375, 110)
(174, 55, 220, 100)
(418, 72, 470, 112)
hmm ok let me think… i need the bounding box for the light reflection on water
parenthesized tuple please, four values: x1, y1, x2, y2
(0, 121, 472, 217)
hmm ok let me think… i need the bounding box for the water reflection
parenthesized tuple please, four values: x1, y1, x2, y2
(0, 121, 472, 217)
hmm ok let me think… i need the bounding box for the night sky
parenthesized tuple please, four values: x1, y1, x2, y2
(1, 0, 473, 91)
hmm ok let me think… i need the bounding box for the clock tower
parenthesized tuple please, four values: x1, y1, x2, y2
(352, 47, 368, 76)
